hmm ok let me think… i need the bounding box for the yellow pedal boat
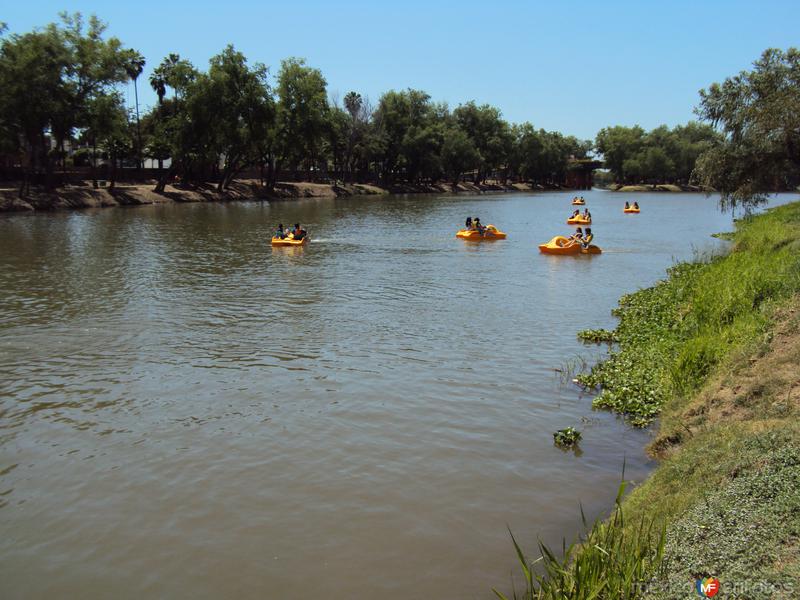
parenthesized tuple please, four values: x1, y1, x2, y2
(538, 235, 601, 255)
(456, 225, 507, 240)
(623, 207, 640, 213)
(566, 216, 591, 225)
(571, 199, 585, 205)
(271, 235, 309, 247)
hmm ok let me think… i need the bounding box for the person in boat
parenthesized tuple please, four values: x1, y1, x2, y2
(465, 216, 472, 230)
(474, 218, 486, 234)
(581, 228, 594, 249)
(568, 227, 583, 244)
(571, 209, 580, 218)
(633, 201, 639, 209)
(624, 201, 630, 209)
(275, 223, 286, 239)
(583, 208, 591, 219)
(291, 223, 307, 240)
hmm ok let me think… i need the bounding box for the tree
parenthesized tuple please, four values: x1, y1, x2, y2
(454, 101, 512, 183)
(0, 13, 130, 196)
(204, 45, 275, 191)
(595, 125, 645, 183)
(122, 49, 145, 168)
(81, 91, 129, 188)
(694, 47, 800, 209)
(441, 127, 479, 185)
(373, 88, 433, 183)
(276, 57, 329, 178)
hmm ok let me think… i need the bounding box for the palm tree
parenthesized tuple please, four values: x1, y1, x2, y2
(343, 92, 363, 181)
(149, 69, 167, 105)
(149, 69, 167, 170)
(123, 50, 146, 169)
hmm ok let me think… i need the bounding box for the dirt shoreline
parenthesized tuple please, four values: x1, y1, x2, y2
(0, 179, 554, 213)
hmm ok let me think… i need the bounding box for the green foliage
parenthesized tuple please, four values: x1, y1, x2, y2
(596, 123, 719, 185)
(553, 427, 582, 447)
(694, 47, 800, 210)
(440, 126, 480, 184)
(577, 328, 618, 343)
(276, 57, 329, 172)
(578, 202, 800, 426)
(494, 482, 666, 600)
(512, 122, 590, 185)
(0, 13, 134, 194)
(1, 13, 601, 191)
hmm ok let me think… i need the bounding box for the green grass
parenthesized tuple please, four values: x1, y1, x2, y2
(576, 201, 800, 425)
(494, 482, 666, 600)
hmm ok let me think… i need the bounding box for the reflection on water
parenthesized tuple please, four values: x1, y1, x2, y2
(0, 191, 783, 598)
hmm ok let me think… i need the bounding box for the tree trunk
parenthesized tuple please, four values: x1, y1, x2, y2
(91, 142, 99, 189)
(134, 79, 142, 171)
(110, 153, 117, 190)
(154, 165, 175, 193)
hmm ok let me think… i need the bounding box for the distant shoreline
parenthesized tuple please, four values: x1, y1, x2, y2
(0, 179, 571, 213)
(604, 183, 713, 193)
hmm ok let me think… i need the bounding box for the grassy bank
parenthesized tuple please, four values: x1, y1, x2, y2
(501, 200, 800, 598)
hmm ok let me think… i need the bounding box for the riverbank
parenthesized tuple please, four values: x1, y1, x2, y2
(606, 183, 711, 193)
(505, 200, 800, 598)
(0, 179, 546, 212)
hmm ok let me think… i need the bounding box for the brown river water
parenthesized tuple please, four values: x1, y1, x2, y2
(0, 190, 770, 598)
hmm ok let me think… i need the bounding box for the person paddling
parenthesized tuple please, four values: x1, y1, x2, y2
(275, 223, 286, 239)
(581, 227, 594, 249)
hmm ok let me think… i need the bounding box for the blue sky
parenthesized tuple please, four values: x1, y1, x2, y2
(4, 0, 799, 139)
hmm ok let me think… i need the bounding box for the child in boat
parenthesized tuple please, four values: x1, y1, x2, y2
(582, 228, 594, 248)
(275, 223, 286, 239)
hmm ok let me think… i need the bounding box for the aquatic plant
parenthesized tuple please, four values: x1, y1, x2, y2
(553, 427, 582, 448)
(576, 328, 618, 343)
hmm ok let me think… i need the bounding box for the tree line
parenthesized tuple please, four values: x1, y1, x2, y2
(0, 14, 593, 196)
(1, 15, 797, 208)
(595, 123, 721, 185)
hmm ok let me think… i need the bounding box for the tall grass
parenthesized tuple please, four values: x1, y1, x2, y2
(494, 481, 665, 600)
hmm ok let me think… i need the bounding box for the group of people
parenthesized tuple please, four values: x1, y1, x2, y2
(275, 223, 307, 240)
(570, 208, 591, 219)
(464, 216, 487, 234)
(624, 201, 640, 209)
(567, 227, 594, 248)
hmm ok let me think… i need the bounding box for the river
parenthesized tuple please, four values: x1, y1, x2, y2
(0, 190, 756, 598)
